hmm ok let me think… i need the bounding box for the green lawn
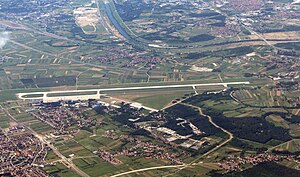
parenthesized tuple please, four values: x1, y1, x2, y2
(133, 92, 185, 109)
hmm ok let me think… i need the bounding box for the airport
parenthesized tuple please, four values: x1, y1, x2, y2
(18, 81, 250, 102)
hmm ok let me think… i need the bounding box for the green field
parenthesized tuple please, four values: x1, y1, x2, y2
(276, 139, 300, 152)
(43, 163, 81, 177)
(133, 92, 187, 109)
(0, 115, 10, 129)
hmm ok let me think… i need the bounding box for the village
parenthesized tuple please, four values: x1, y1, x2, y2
(80, 46, 166, 68)
(0, 0, 69, 28)
(218, 153, 295, 172)
(30, 100, 100, 135)
(98, 134, 184, 165)
(0, 128, 49, 176)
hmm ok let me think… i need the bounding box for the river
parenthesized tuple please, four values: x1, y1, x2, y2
(103, 3, 146, 46)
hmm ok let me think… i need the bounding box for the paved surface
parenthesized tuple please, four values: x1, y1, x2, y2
(0, 105, 89, 177)
(163, 103, 234, 177)
(17, 81, 250, 102)
(110, 165, 186, 177)
(15, 82, 245, 177)
(110, 102, 234, 177)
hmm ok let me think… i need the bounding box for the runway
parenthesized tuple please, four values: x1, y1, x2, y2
(17, 81, 250, 102)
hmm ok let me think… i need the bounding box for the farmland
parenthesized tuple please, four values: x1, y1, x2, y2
(0, 0, 300, 176)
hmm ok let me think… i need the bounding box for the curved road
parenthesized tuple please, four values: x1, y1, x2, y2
(111, 102, 233, 177)
(164, 103, 233, 176)
(110, 165, 185, 177)
(183, 103, 234, 157)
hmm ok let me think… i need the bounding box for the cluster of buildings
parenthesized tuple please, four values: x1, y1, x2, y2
(192, 11, 241, 38)
(31, 101, 100, 135)
(211, 21, 241, 38)
(147, 123, 211, 151)
(100, 130, 184, 165)
(224, 52, 299, 84)
(213, 0, 300, 30)
(218, 153, 288, 172)
(118, 135, 183, 164)
(0, 0, 69, 28)
(97, 148, 123, 165)
(147, 0, 203, 8)
(266, 56, 299, 80)
(97, 102, 215, 152)
(215, 0, 299, 13)
(0, 129, 48, 176)
(226, 0, 264, 12)
(80, 47, 165, 68)
(103, 130, 119, 140)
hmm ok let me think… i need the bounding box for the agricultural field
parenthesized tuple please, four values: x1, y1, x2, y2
(234, 87, 300, 107)
(0, 0, 299, 176)
(0, 115, 10, 129)
(114, 0, 250, 47)
(132, 92, 189, 109)
(183, 91, 298, 145)
(276, 139, 300, 153)
(49, 115, 188, 176)
(44, 150, 60, 163)
(43, 163, 81, 177)
(218, 162, 300, 177)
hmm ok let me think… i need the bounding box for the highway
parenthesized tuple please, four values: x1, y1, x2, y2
(17, 81, 250, 102)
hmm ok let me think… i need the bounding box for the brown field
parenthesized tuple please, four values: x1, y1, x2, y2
(150, 76, 168, 79)
(249, 31, 300, 40)
(74, 7, 99, 28)
(90, 67, 103, 71)
(61, 146, 84, 154)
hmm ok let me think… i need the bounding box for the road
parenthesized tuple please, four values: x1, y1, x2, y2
(42, 139, 89, 177)
(183, 103, 234, 157)
(17, 81, 250, 102)
(164, 103, 234, 176)
(0, 105, 89, 177)
(9, 40, 56, 57)
(110, 165, 185, 177)
(242, 25, 278, 50)
(107, 96, 158, 112)
(206, 0, 300, 54)
(111, 102, 234, 177)
(95, 0, 109, 32)
(0, 19, 75, 42)
(267, 139, 300, 152)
